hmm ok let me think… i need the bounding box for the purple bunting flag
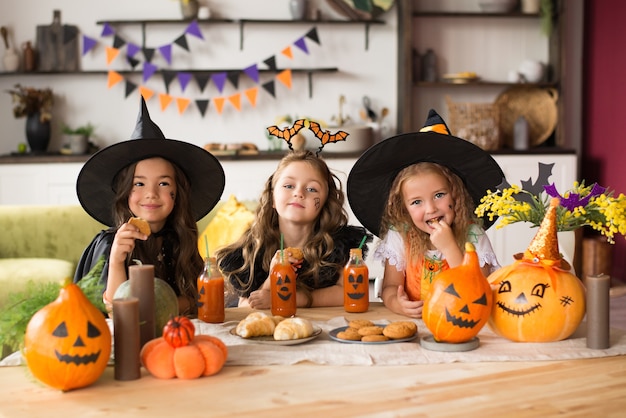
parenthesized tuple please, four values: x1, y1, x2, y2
(143, 62, 158, 82)
(185, 20, 204, 40)
(211, 72, 227, 93)
(293, 37, 308, 54)
(158, 44, 173, 65)
(82, 35, 97, 55)
(101, 23, 115, 37)
(127, 43, 141, 58)
(178, 72, 193, 92)
(243, 64, 260, 83)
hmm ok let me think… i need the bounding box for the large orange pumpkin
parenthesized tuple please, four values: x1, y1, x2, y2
(422, 242, 493, 343)
(24, 280, 111, 391)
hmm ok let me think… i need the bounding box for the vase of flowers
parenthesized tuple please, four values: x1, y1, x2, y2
(6, 84, 54, 153)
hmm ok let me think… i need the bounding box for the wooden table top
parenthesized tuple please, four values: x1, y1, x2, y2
(1, 304, 625, 417)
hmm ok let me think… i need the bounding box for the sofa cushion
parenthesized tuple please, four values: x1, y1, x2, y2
(0, 258, 74, 309)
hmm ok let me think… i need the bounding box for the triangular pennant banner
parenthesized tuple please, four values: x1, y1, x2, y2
(213, 97, 226, 114)
(127, 43, 141, 58)
(143, 62, 159, 82)
(305, 27, 320, 45)
(228, 93, 242, 111)
(158, 44, 173, 65)
(174, 34, 190, 51)
(211, 72, 227, 93)
(176, 98, 191, 114)
(264, 56, 277, 71)
(244, 87, 258, 107)
(126, 55, 140, 69)
(105, 46, 120, 65)
(82, 35, 97, 55)
(113, 35, 126, 49)
(243, 64, 259, 83)
(125, 80, 138, 98)
(101, 23, 115, 37)
(178, 72, 193, 92)
(185, 20, 204, 40)
(276, 69, 293, 89)
(139, 86, 155, 101)
(196, 99, 209, 117)
(162, 70, 177, 93)
(227, 71, 240, 89)
(107, 70, 124, 88)
(262, 80, 276, 97)
(143, 47, 155, 62)
(294, 37, 309, 54)
(281, 46, 293, 59)
(195, 73, 211, 92)
(159, 93, 173, 111)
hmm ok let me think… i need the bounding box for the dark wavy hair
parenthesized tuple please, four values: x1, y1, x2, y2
(216, 151, 348, 293)
(380, 162, 477, 260)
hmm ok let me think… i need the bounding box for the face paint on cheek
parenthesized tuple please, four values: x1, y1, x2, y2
(170, 192, 175, 200)
(315, 198, 320, 210)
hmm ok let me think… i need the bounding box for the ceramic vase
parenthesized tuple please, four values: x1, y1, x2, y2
(289, 0, 308, 20)
(25, 112, 51, 154)
(180, 0, 199, 20)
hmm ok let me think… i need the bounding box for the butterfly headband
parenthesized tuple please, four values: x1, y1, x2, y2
(266, 119, 349, 156)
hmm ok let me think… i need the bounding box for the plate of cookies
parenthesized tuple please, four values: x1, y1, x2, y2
(329, 319, 418, 344)
(230, 312, 322, 346)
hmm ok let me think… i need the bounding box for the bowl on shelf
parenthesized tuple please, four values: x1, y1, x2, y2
(479, 0, 519, 13)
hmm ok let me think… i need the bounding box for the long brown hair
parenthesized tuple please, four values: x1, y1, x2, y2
(380, 162, 476, 259)
(216, 151, 348, 293)
(111, 158, 202, 305)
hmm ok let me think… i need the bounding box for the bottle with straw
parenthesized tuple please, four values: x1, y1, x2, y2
(343, 235, 369, 313)
(197, 237, 225, 323)
(270, 234, 297, 317)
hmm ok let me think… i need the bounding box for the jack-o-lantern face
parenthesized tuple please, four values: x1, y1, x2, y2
(488, 262, 586, 342)
(276, 275, 294, 301)
(24, 282, 112, 391)
(422, 243, 493, 343)
(346, 272, 366, 300)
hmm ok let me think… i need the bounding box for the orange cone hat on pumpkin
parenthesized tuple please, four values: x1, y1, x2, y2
(522, 197, 563, 265)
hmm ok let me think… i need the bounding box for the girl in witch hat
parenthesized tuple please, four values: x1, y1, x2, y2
(347, 110, 503, 318)
(74, 98, 225, 316)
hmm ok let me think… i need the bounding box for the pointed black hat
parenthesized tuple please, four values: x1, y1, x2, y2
(76, 97, 225, 226)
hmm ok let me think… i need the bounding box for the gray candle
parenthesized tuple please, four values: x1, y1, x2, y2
(129, 264, 156, 347)
(586, 274, 610, 349)
(113, 297, 141, 381)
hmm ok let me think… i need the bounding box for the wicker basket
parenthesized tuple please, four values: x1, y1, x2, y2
(445, 96, 501, 151)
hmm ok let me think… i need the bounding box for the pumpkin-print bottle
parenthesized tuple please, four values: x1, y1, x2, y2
(271, 251, 297, 317)
(343, 248, 369, 313)
(197, 257, 225, 323)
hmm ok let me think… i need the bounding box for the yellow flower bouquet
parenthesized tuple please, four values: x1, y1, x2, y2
(475, 163, 626, 243)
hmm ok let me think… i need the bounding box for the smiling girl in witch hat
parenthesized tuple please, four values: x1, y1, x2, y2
(347, 109, 504, 319)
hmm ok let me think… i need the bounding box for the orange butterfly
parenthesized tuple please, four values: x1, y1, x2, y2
(266, 119, 306, 150)
(308, 121, 348, 153)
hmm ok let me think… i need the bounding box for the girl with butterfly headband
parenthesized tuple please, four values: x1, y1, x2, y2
(216, 120, 371, 309)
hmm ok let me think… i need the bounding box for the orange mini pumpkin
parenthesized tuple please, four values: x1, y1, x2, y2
(422, 242, 493, 343)
(163, 316, 195, 348)
(23, 280, 112, 391)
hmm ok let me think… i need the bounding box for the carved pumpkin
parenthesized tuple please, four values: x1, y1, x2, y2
(163, 316, 195, 348)
(422, 243, 493, 343)
(488, 197, 586, 342)
(24, 280, 111, 391)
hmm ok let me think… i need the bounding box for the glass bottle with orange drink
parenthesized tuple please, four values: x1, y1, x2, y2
(197, 257, 225, 323)
(343, 248, 369, 313)
(270, 250, 297, 317)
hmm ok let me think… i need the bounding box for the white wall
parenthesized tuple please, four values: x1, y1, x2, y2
(0, 0, 398, 155)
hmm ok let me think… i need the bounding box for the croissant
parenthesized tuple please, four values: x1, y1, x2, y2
(235, 312, 276, 338)
(273, 317, 314, 340)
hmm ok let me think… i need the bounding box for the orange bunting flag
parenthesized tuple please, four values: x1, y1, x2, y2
(281, 46, 293, 59)
(159, 93, 173, 111)
(213, 97, 226, 114)
(176, 98, 191, 114)
(244, 87, 258, 107)
(228, 93, 242, 111)
(276, 69, 293, 89)
(105, 46, 120, 65)
(107, 70, 124, 88)
(139, 86, 155, 102)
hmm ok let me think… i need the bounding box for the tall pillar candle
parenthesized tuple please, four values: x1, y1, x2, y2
(586, 274, 610, 349)
(112, 297, 141, 381)
(129, 264, 156, 347)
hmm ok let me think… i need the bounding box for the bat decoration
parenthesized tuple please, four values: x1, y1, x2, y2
(266, 119, 306, 151)
(308, 121, 349, 155)
(497, 162, 555, 204)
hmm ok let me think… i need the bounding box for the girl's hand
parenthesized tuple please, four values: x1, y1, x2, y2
(270, 250, 302, 273)
(109, 222, 148, 265)
(247, 288, 271, 309)
(428, 219, 455, 251)
(395, 285, 423, 319)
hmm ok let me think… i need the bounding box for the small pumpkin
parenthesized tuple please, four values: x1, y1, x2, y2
(422, 242, 493, 343)
(23, 280, 112, 391)
(163, 316, 195, 348)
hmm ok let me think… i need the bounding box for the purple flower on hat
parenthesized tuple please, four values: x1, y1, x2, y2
(544, 182, 607, 212)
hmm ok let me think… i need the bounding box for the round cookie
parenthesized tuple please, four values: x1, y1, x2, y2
(284, 247, 304, 261)
(337, 328, 362, 341)
(383, 321, 418, 339)
(357, 325, 384, 337)
(128, 216, 151, 236)
(348, 319, 375, 330)
(361, 334, 390, 342)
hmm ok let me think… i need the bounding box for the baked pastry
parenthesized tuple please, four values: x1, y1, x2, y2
(348, 319, 375, 330)
(273, 317, 314, 340)
(358, 325, 384, 336)
(383, 321, 418, 339)
(361, 334, 390, 342)
(337, 328, 362, 341)
(284, 247, 304, 261)
(235, 312, 276, 338)
(128, 217, 151, 236)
